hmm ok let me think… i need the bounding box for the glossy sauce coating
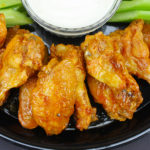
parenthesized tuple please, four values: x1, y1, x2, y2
(110, 20, 150, 83)
(19, 76, 38, 129)
(50, 44, 97, 131)
(143, 23, 150, 50)
(81, 32, 143, 121)
(0, 32, 47, 106)
(32, 58, 77, 135)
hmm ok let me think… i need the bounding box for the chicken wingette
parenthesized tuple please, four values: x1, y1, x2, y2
(50, 44, 97, 131)
(31, 58, 77, 135)
(81, 32, 143, 121)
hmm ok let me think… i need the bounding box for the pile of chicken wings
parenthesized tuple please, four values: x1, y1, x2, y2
(0, 14, 150, 135)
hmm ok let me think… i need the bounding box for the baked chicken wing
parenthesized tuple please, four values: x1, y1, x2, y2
(0, 32, 47, 106)
(0, 14, 7, 48)
(81, 32, 143, 121)
(50, 44, 97, 131)
(18, 76, 38, 129)
(32, 58, 77, 135)
(110, 20, 150, 83)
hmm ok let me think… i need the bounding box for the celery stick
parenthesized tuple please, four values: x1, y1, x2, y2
(0, 9, 33, 27)
(0, 0, 21, 9)
(110, 10, 150, 23)
(11, 4, 26, 13)
(117, 0, 150, 13)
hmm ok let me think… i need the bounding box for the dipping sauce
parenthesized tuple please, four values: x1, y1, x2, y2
(25, 0, 116, 28)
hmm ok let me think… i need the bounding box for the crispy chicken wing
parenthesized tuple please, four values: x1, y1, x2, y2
(32, 58, 77, 135)
(18, 76, 38, 129)
(0, 14, 7, 48)
(110, 20, 150, 83)
(81, 32, 143, 121)
(0, 33, 47, 106)
(81, 32, 126, 89)
(50, 44, 97, 131)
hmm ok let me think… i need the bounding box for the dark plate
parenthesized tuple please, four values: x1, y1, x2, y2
(0, 23, 150, 150)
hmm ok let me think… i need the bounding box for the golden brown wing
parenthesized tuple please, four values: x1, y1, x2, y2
(87, 75, 142, 121)
(32, 58, 77, 135)
(50, 44, 97, 131)
(110, 20, 150, 83)
(0, 14, 7, 48)
(81, 32, 143, 121)
(81, 32, 127, 89)
(0, 33, 47, 106)
(18, 76, 38, 129)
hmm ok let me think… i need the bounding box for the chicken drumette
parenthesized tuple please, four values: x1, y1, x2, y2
(81, 32, 143, 121)
(0, 32, 47, 106)
(50, 44, 97, 131)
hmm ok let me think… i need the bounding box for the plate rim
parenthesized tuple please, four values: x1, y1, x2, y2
(0, 125, 149, 150)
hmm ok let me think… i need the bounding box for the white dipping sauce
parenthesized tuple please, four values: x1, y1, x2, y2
(26, 0, 116, 28)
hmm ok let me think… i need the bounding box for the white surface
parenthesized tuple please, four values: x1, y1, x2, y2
(26, 0, 116, 28)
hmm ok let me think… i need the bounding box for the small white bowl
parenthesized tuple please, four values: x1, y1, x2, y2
(22, 0, 122, 37)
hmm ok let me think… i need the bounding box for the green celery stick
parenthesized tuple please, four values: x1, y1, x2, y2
(0, 0, 21, 9)
(117, 0, 150, 13)
(0, 9, 33, 27)
(11, 4, 27, 13)
(110, 10, 150, 23)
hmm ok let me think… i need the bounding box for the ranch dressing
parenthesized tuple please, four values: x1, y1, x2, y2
(26, 0, 116, 28)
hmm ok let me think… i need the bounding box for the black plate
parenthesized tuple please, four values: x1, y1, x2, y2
(0, 23, 150, 150)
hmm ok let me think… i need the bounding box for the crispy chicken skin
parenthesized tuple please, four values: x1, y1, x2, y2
(87, 75, 142, 121)
(18, 76, 38, 129)
(143, 23, 150, 49)
(0, 48, 5, 69)
(0, 14, 7, 48)
(0, 33, 47, 106)
(81, 32, 143, 121)
(81, 32, 127, 89)
(50, 44, 97, 131)
(32, 58, 77, 135)
(4, 25, 29, 47)
(110, 20, 150, 83)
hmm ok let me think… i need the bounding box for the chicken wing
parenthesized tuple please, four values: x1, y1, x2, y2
(0, 33, 47, 106)
(110, 20, 150, 83)
(32, 58, 77, 135)
(0, 14, 7, 48)
(50, 44, 97, 131)
(81, 32, 143, 121)
(18, 76, 38, 129)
